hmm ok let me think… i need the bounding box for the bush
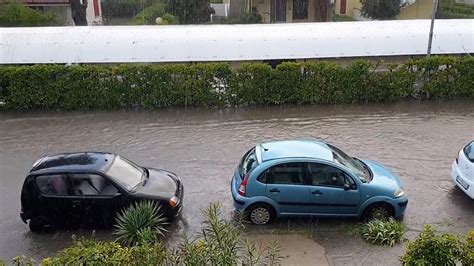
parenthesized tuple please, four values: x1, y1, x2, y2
(114, 201, 168, 246)
(0, 56, 473, 111)
(0, 2, 61, 27)
(101, 0, 162, 18)
(213, 7, 262, 24)
(169, 202, 282, 265)
(132, 3, 175, 25)
(12, 203, 281, 265)
(39, 237, 166, 265)
(400, 225, 474, 265)
(361, 218, 406, 247)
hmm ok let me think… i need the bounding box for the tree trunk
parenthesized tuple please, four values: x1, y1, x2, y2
(71, 0, 88, 26)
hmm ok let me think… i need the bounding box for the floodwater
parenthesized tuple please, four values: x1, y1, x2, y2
(1, 101, 473, 264)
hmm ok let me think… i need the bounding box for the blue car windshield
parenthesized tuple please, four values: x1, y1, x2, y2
(327, 144, 370, 182)
(106, 156, 144, 191)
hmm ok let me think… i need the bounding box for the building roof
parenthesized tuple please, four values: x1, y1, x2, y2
(259, 140, 334, 162)
(0, 19, 472, 64)
(31, 152, 115, 174)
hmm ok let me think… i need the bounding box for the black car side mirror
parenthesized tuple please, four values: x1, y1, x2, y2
(344, 184, 351, 191)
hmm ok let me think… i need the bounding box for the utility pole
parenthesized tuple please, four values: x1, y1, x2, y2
(427, 0, 439, 57)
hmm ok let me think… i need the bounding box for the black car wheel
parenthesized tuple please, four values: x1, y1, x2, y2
(29, 216, 54, 233)
(362, 203, 394, 222)
(247, 203, 275, 225)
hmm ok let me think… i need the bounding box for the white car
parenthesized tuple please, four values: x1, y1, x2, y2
(452, 141, 474, 199)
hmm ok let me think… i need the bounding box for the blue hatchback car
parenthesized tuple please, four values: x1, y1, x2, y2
(231, 140, 408, 224)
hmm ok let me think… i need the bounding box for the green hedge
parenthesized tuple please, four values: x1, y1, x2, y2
(0, 56, 473, 110)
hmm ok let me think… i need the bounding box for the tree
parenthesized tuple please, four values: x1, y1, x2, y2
(360, 0, 401, 20)
(71, 0, 88, 25)
(167, 0, 214, 24)
(0, 2, 61, 27)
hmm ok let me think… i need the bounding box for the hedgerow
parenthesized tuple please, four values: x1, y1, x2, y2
(0, 56, 472, 110)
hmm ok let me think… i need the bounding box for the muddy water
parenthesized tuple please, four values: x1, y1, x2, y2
(1, 101, 473, 264)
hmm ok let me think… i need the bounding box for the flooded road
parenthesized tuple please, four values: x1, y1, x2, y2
(1, 101, 473, 264)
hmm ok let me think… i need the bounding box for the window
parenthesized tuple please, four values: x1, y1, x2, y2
(464, 141, 474, 162)
(264, 163, 305, 185)
(106, 156, 144, 191)
(327, 144, 370, 182)
(36, 175, 68, 195)
(308, 163, 355, 189)
(239, 147, 258, 178)
(72, 174, 118, 196)
(293, 0, 308, 20)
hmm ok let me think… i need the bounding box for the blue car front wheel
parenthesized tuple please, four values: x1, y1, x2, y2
(362, 202, 395, 222)
(247, 203, 276, 225)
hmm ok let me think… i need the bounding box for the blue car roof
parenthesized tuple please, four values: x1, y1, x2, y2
(258, 140, 334, 162)
(30, 152, 115, 174)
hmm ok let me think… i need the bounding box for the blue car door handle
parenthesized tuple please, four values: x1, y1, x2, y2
(312, 190, 323, 195)
(269, 188, 280, 193)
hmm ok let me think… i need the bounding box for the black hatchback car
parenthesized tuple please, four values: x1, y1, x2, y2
(20, 152, 184, 232)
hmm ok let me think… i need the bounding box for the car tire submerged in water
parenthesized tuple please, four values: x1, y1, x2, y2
(362, 202, 394, 222)
(29, 216, 54, 233)
(247, 203, 275, 225)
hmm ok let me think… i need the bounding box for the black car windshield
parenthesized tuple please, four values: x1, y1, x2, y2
(106, 156, 144, 191)
(327, 144, 371, 182)
(239, 147, 258, 179)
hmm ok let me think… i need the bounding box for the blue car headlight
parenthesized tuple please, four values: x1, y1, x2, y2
(394, 188, 405, 198)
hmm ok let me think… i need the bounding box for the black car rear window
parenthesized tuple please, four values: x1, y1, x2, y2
(464, 141, 474, 162)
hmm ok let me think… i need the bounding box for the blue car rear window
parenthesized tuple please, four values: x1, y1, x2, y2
(239, 148, 258, 178)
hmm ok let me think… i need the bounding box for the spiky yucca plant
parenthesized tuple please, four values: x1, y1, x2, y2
(361, 218, 405, 247)
(114, 201, 168, 246)
(170, 202, 282, 265)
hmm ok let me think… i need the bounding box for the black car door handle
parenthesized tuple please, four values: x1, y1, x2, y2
(312, 190, 323, 195)
(269, 188, 280, 193)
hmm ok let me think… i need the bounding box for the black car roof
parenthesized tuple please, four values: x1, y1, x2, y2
(30, 152, 115, 174)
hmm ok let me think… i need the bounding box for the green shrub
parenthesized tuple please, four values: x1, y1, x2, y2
(101, 0, 162, 18)
(35, 203, 281, 265)
(11, 256, 34, 266)
(169, 202, 282, 265)
(132, 3, 175, 25)
(400, 225, 474, 265)
(0, 2, 62, 27)
(0, 56, 472, 111)
(40, 237, 166, 265)
(439, 0, 474, 18)
(114, 201, 168, 246)
(361, 218, 406, 247)
(213, 7, 262, 24)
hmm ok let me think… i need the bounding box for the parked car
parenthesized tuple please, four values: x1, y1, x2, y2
(452, 141, 474, 199)
(20, 152, 184, 232)
(231, 140, 408, 225)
